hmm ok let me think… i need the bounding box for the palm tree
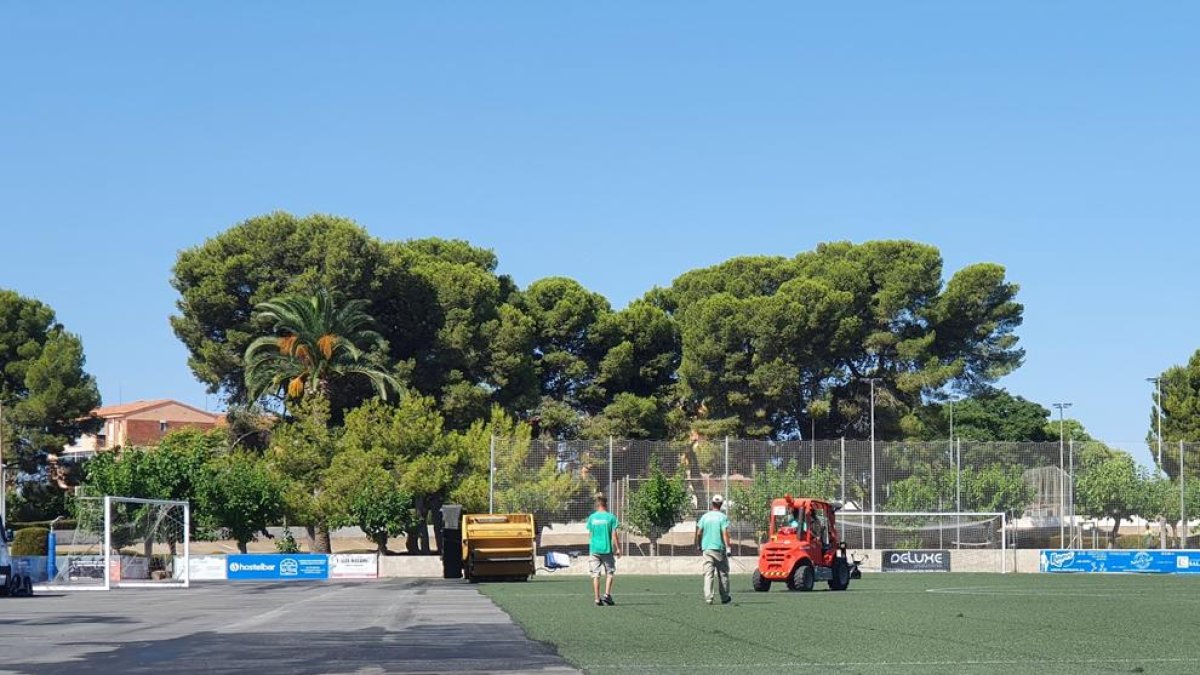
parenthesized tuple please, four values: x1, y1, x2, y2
(244, 290, 399, 404)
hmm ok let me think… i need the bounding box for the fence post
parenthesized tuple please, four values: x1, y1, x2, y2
(839, 437, 845, 503)
(103, 495, 112, 591)
(1182, 440, 1187, 549)
(607, 436, 614, 500)
(723, 437, 730, 501)
(955, 438, 962, 550)
(488, 435, 496, 514)
(1069, 438, 1076, 549)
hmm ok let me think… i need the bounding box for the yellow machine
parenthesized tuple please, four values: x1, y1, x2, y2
(461, 513, 536, 582)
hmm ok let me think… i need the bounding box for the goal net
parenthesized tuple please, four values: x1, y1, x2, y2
(838, 511, 1007, 552)
(48, 496, 190, 590)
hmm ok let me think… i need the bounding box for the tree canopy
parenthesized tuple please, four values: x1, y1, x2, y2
(1150, 349, 1200, 478)
(173, 215, 1026, 443)
(0, 289, 102, 472)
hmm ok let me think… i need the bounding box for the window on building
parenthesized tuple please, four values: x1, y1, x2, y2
(159, 421, 169, 433)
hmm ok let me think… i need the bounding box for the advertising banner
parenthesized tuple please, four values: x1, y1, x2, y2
(1041, 549, 1200, 574)
(227, 554, 329, 581)
(174, 555, 227, 581)
(882, 550, 951, 572)
(330, 554, 378, 579)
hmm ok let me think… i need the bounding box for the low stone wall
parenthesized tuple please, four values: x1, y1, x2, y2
(378, 555, 444, 578)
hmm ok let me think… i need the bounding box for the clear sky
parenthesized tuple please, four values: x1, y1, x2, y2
(2, 2, 1197, 467)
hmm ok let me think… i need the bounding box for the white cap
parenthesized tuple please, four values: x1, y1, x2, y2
(712, 495, 725, 505)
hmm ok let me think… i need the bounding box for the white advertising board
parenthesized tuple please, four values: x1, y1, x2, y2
(330, 554, 378, 579)
(173, 555, 228, 581)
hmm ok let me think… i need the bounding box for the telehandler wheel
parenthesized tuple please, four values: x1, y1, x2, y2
(788, 561, 815, 592)
(828, 557, 851, 591)
(751, 569, 771, 592)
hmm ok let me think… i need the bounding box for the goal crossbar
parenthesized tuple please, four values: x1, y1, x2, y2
(838, 511, 1009, 573)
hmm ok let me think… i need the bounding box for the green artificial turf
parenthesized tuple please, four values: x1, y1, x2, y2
(480, 572, 1200, 674)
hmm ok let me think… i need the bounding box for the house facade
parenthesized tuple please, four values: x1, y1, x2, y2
(61, 399, 224, 458)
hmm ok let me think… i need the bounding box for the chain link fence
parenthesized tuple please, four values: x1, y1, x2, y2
(489, 438, 1199, 555)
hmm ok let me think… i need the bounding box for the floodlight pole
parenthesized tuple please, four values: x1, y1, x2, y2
(1148, 377, 1164, 473)
(860, 377, 881, 550)
(1053, 403, 1072, 547)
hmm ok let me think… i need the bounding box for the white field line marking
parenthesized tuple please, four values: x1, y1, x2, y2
(925, 586, 1200, 600)
(500, 589, 929, 598)
(219, 587, 346, 632)
(584, 656, 1200, 670)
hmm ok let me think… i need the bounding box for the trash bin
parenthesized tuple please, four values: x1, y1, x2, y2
(441, 505, 464, 579)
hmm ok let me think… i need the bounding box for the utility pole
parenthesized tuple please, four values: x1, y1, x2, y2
(1053, 402, 1073, 547)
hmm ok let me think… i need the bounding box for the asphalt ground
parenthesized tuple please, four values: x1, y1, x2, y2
(0, 580, 578, 675)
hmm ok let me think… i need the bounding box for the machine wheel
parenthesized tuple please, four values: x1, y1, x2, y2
(788, 561, 815, 592)
(828, 557, 851, 591)
(751, 569, 771, 592)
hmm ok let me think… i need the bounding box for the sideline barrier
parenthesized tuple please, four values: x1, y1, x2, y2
(173, 555, 227, 581)
(1041, 549, 1200, 574)
(227, 554, 330, 581)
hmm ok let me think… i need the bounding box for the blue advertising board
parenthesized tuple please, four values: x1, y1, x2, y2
(1041, 549, 1200, 574)
(227, 554, 329, 581)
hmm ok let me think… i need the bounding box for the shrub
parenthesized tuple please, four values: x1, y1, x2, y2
(11, 527, 50, 556)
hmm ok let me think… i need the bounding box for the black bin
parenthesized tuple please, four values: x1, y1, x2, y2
(441, 505, 464, 579)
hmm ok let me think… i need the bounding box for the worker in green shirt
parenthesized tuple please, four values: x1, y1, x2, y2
(586, 493, 620, 607)
(695, 494, 732, 605)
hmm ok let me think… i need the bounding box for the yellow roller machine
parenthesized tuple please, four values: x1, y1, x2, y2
(461, 513, 536, 582)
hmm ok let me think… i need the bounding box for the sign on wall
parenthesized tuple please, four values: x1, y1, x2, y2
(226, 554, 329, 581)
(882, 550, 951, 572)
(330, 554, 378, 579)
(1041, 549, 1200, 574)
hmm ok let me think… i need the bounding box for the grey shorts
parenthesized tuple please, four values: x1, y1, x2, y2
(589, 554, 616, 577)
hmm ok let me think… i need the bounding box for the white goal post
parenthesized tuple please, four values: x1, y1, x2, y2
(837, 511, 1009, 573)
(46, 496, 191, 591)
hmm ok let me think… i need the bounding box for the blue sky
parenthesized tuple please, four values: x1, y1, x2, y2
(2, 2, 1196, 465)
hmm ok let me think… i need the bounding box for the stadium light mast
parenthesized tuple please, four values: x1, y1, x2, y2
(859, 377, 883, 550)
(948, 395, 962, 547)
(1147, 377, 1163, 473)
(1053, 402, 1073, 546)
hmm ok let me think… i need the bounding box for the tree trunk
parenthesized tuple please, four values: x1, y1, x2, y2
(313, 522, 332, 554)
(305, 524, 318, 552)
(375, 535, 388, 556)
(1109, 518, 1121, 549)
(429, 493, 445, 555)
(238, 540, 249, 554)
(408, 496, 432, 554)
